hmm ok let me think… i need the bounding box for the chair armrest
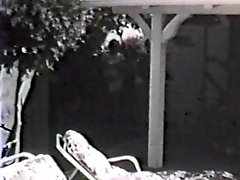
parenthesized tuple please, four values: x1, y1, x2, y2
(56, 133, 63, 150)
(108, 155, 141, 172)
(0, 152, 35, 164)
(3, 139, 18, 149)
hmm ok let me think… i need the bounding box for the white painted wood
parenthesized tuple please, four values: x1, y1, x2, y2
(148, 13, 166, 168)
(82, 0, 240, 7)
(203, 4, 214, 9)
(113, 5, 240, 14)
(162, 14, 191, 43)
(127, 13, 151, 39)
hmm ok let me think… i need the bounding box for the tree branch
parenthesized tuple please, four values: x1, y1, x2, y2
(14, 68, 35, 158)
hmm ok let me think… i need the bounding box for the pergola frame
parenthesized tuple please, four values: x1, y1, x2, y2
(82, 0, 237, 168)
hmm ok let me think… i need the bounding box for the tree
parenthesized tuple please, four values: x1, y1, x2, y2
(0, 0, 148, 160)
(0, 0, 87, 159)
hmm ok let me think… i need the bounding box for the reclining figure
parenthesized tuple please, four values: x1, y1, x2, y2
(0, 154, 66, 180)
(59, 130, 237, 180)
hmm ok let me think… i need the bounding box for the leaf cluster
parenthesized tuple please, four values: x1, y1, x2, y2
(0, 0, 85, 70)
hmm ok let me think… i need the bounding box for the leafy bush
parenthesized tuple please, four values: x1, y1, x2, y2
(0, 0, 86, 70)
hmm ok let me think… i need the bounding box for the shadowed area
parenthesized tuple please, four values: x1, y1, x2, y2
(21, 16, 240, 177)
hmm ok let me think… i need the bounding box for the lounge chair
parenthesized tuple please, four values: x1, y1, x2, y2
(0, 152, 67, 180)
(56, 130, 238, 180)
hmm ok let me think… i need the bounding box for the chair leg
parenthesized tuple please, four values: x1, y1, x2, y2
(68, 168, 78, 180)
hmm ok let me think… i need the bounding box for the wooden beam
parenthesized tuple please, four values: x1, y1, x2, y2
(82, 0, 240, 7)
(127, 13, 151, 39)
(113, 5, 240, 14)
(148, 13, 166, 168)
(123, 13, 191, 42)
(163, 14, 191, 42)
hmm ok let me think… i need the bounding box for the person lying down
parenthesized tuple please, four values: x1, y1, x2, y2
(0, 154, 67, 180)
(62, 130, 238, 180)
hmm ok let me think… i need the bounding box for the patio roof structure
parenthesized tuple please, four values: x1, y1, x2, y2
(81, 0, 239, 168)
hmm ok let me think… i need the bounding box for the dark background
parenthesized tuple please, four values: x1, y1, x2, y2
(21, 16, 240, 175)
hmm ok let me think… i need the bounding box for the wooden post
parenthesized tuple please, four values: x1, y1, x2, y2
(148, 13, 166, 168)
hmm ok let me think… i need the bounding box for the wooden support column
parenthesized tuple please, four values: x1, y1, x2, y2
(148, 13, 166, 168)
